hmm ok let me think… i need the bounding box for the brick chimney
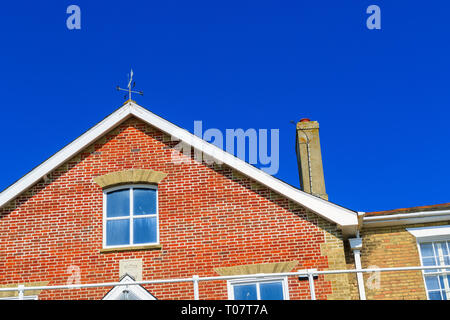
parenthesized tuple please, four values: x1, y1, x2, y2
(295, 119, 328, 200)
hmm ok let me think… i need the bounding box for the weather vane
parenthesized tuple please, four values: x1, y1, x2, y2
(116, 69, 143, 101)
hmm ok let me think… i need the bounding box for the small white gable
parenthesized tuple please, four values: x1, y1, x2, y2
(103, 274, 157, 300)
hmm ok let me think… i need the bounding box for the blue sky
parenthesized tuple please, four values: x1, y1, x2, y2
(0, 1, 448, 212)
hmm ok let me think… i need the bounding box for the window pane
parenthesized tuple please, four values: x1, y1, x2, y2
(260, 282, 284, 300)
(443, 257, 450, 273)
(106, 219, 130, 246)
(107, 189, 130, 217)
(423, 257, 438, 273)
(133, 217, 157, 244)
(420, 243, 434, 257)
(134, 188, 157, 215)
(438, 277, 449, 300)
(425, 276, 440, 291)
(439, 276, 445, 289)
(429, 291, 443, 300)
(440, 242, 449, 256)
(233, 284, 257, 300)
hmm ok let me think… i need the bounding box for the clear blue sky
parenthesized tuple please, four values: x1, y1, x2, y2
(0, 1, 448, 212)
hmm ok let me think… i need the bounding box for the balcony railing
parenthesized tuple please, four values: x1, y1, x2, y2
(1, 265, 449, 300)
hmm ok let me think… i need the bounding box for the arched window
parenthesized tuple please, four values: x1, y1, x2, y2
(103, 185, 159, 248)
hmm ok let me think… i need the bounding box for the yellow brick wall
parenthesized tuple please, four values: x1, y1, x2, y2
(319, 227, 356, 300)
(358, 221, 450, 300)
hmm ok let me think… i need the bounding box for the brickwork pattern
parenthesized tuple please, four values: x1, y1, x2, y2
(0, 117, 350, 300)
(359, 222, 450, 300)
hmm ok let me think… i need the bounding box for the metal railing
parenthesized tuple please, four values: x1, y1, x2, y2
(1, 265, 449, 300)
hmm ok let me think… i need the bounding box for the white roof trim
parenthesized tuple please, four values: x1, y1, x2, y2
(363, 210, 450, 228)
(406, 225, 450, 242)
(0, 101, 357, 229)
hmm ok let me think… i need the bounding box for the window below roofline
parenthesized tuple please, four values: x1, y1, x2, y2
(102, 184, 159, 250)
(408, 226, 450, 300)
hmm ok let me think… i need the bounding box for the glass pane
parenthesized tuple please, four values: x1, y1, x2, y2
(439, 276, 445, 288)
(106, 219, 130, 246)
(260, 282, 284, 300)
(440, 242, 449, 256)
(423, 257, 437, 273)
(425, 276, 440, 291)
(133, 217, 157, 244)
(107, 189, 130, 217)
(443, 260, 450, 272)
(438, 277, 449, 300)
(433, 243, 440, 259)
(134, 188, 157, 215)
(233, 284, 257, 300)
(420, 243, 434, 257)
(444, 256, 450, 266)
(429, 291, 442, 300)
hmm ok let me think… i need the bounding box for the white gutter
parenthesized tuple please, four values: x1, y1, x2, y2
(363, 210, 450, 228)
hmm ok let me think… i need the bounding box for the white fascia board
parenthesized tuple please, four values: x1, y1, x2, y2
(0, 101, 357, 229)
(0, 103, 133, 208)
(130, 103, 357, 228)
(407, 225, 450, 242)
(363, 210, 450, 228)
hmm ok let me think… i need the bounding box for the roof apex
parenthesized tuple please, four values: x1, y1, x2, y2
(0, 101, 358, 233)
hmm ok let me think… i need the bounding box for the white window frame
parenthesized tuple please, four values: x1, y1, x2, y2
(103, 184, 159, 249)
(407, 225, 450, 300)
(227, 277, 290, 300)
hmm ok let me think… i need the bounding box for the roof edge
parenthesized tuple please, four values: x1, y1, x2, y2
(0, 101, 358, 231)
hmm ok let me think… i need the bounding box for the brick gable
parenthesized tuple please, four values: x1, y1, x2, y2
(0, 117, 351, 299)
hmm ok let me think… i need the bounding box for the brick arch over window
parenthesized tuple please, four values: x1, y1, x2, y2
(214, 261, 299, 276)
(93, 169, 168, 189)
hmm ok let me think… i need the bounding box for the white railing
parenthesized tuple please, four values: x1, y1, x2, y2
(1, 265, 449, 300)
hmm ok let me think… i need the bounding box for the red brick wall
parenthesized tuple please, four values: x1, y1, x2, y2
(0, 117, 348, 300)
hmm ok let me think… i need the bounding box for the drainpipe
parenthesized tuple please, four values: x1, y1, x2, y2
(349, 237, 366, 300)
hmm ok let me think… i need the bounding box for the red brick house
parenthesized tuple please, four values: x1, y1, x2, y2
(0, 101, 359, 300)
(0, 100, 448, 300)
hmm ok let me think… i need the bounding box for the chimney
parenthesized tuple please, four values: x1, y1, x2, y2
(295, 119, 328, 200)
